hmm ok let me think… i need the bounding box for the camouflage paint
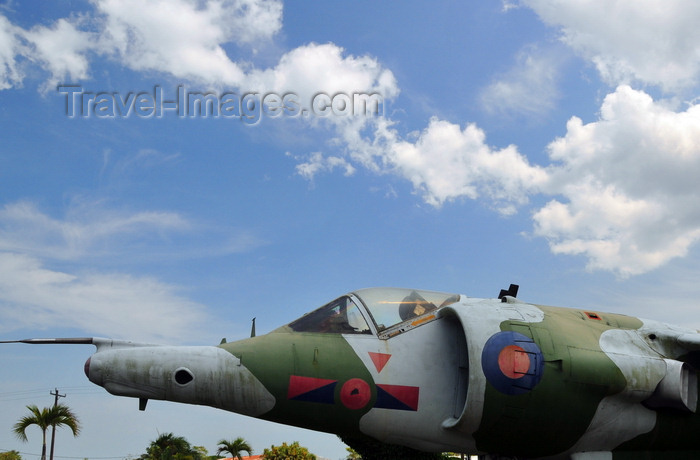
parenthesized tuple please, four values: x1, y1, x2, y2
(474, 305, 635, 457)
(221, 330, 375, 436)
(10, 287, 700, 459)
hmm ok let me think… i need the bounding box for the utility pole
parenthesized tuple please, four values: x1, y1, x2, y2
(49, 388, 65, 460)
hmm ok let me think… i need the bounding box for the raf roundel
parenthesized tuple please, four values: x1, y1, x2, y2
(340, 378, 372, 410)
(481, 331, 544, 395)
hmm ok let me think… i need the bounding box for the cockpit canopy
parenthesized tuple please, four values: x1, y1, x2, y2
(287, 296, 372, 334)
(287, 287, 460, 336)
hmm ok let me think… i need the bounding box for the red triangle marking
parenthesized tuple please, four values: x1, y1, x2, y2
(368, 352, 392, 373)
(287, 375, 337, 400)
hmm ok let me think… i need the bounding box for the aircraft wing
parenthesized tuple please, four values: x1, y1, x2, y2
(673, 332, 700, 350)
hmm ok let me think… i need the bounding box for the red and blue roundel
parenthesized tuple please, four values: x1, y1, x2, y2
(481, 331, 544, 395)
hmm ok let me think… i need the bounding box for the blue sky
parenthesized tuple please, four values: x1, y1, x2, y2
(2, 1, 700, 458)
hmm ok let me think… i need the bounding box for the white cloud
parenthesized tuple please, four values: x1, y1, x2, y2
(246, 42, 399, 100)
(0, 14, 23, 89)
(0, 0, 285, 91)
(21, 18, 94, 91)
(306, 84, 700, 277)
(522, 0, 700, 91)
(248, 42, 401, 185)
(0, 199, 265, 262)
(0, 251, 209, 343)
(219, 0, 285, 45)
(382, 118, 547, 213)
(294, 151, 356, 180)
(5, 1, 699, 280)
(322, 115, 547, 214)
(534, 85, 700, 276)
(95, 0, 282, 85)
(263, 43, 401, 189)
(0, 2, 401, 140)
(480, 44, 564, 118)
(0, 200, 190, 260)
(1, 1, 401, 133)
(0, 199, 263, 342)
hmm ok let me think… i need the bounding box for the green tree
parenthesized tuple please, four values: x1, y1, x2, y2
(216, 438, 252, 460)
(261, 441, 315, 460)
(140, 433, 202, 460)
(12, 404, 80, 460)
(345, 446, 361, 459)
(192, 447, 209, 459)
(0, 451, 23, 460)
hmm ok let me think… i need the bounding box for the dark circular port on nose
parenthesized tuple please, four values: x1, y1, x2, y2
(84, 357, 91, 378)
(174, 368, 194, 385)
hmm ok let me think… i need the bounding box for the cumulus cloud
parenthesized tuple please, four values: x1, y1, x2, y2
(244, 42, 400, 184)
(377, 118, 547, 213)
(521, 0, 700, 91)
(297, 106, 548, 215)
(305, 84, 700, 276)
(0, 0, 284, 90)
(4, 0, 699, 280)
(245, 42, 398, 100)
(94, 0, 283, 85)
(245, 42, 400, 160)
(1, 1, 398, 127)
(21, 18, 95, 91)
(534, 86, 700, 276)
(1, 13, 98, 92)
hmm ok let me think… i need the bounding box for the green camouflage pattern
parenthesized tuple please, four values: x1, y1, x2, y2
(5, 286, 700, 460)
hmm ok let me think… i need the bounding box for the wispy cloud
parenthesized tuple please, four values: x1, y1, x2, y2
(293, 151, 356, 181)
(0, 198, 265, 342)
(0, 251, 210, 343)
(0, 200, 190, 260)
(0, 14, 22, 90)
(480, 44, 565, 119)
(0, 196, 269, 341)
(100, 148, 182, 179)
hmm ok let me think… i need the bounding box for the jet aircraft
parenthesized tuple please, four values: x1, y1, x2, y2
(4, 285, 700, 459)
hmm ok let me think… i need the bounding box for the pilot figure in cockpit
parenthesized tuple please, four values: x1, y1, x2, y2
(398, 291, 437, 321)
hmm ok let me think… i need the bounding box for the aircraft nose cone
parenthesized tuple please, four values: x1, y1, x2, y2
(84, 355, 102, 385)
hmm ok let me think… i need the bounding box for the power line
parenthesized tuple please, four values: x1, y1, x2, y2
(2, 388, 135, 460)
(0, 387, 102, 402)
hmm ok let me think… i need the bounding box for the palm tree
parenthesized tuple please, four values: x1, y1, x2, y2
(13, 404, 80, 460)
(216, 438, 252, 460)
(345, 446, 361, 459)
